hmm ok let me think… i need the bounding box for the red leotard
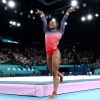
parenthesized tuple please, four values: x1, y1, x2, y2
(41, 15, 68, 57)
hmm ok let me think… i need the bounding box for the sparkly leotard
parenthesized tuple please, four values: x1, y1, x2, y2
(41, 15, 68, 57)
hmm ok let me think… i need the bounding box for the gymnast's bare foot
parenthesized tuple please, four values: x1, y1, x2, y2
(49, 92, 57, 98)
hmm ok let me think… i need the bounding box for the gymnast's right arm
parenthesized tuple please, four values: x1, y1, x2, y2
(36, 9, 48, 33)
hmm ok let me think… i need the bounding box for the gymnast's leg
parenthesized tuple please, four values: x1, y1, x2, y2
(47, 54, 63, 83)
(49, 50, 61, 98)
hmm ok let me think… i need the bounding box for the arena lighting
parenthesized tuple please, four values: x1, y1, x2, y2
(12, 21, 16, 26)
(9, 21, 13, 24)
(8, 40, 13, 43)
(2, 39, 19, 44)
(14, 10, 17, 13)
(52, 18, 56, 22)
(87, 14, 93, 20)
(71, 0, 78, 6)
(20, 12, 23, 15)
(9, 21, 21, 27)
(95, 13, 99, 17)
(28, 15, 31, 18)
(62, 11, 65, 14)
(2, 0, 6, 4)
(8, 0, 16, 8)
(65, 22, 67, 25)
(4, 7, 8, 10)
(76, 6, 80, 9)
(30, 10, 33, 14)
(46, 16, 48, 19)
(13, 41, 18, 44)
(32, 16, 35, 20)
(81, 16, 86, 21)
(83, 3, 86, 7)
(48, 15, 51, 18)
(10, 25, 12, 27)
(17, 23, 20, 27)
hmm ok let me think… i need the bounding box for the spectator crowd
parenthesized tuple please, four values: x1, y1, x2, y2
(0, 46, 100, 66)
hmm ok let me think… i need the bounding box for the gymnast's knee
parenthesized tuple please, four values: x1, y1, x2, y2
(52, 70, 58, 77)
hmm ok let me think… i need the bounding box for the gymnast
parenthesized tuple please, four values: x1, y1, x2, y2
(36, 6, 75, 98)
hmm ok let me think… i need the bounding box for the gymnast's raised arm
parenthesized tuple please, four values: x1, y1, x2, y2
(59, 6, 75, 34)
(36, 9, 48, 33)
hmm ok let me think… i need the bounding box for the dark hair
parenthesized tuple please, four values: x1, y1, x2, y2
(49, 20, 58, 25)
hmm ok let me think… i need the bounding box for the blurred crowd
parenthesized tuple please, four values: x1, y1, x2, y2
(61, 49, 93, 64)
(0, 47, 46, 65)
(0, 47, 100, 66)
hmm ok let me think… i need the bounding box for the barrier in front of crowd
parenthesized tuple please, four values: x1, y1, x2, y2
(0, 64, 96, 76)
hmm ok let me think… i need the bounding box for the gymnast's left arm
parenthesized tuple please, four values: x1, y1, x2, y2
(59, 6, 75, 34)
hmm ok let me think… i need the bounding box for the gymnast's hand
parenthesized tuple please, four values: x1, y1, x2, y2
(36, 9, 45, 17)
(66, 6, 75, 16)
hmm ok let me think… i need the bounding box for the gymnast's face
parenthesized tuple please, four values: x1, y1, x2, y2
(49, 21, 58, 30)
